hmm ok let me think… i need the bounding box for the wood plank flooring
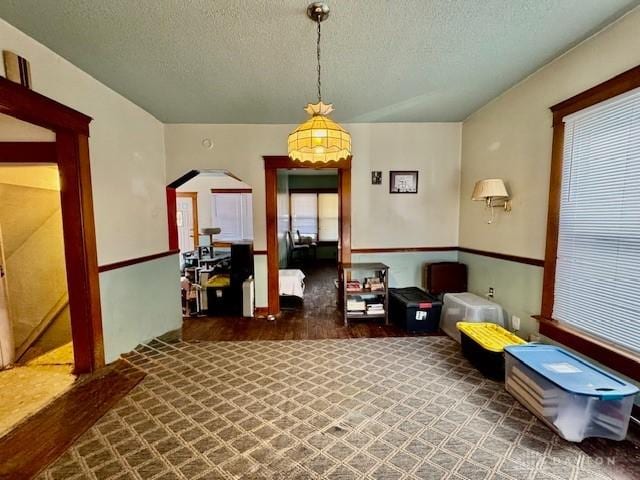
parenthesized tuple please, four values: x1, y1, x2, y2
(0, 359, 145, 480)
(183, 262, 441, 342)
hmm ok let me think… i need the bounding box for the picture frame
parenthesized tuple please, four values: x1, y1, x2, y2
(371, 171, 382, 185)
(389, 171, 418, 193)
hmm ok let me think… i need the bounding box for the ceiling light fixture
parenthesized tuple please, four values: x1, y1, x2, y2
(288, 2, 351, 164)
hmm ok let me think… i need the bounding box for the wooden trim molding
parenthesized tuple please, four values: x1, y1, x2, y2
(167, 170, 199, 189)
(0, 141, 56, 163)
(98, 249, 180, 273)
(0, 359, 145, 479)
(0, 77, 92, 135)
(350, 246, 543, 267)
(264, 155, 351, 315)
(176, 192, 199, 248)
(254, 307, 268, 317)
(262, 155, 351, 170)
(550, 64, 640, 124)
(264, 166, 279, 315)
(458, 247, 545, 267)
(536, 317, 640, 382)
(166, 187, 178, 251)
(352, 246, 458, 254)
(211, 188, 252, 194)
(0, 80, 103, 374)
(540, 65, 640, 380)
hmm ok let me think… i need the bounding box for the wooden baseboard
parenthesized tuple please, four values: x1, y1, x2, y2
(254, 307, 268, 318)
(0, 359, 145, 479)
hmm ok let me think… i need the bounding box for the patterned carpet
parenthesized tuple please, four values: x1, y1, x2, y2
(37, 336, 623, 480)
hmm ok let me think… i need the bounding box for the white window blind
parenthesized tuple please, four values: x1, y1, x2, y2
(291, 193, 318, 239)
(554, 86, 640, 355)
(211, 193, 253, 241)
(318, 193, 339, 241)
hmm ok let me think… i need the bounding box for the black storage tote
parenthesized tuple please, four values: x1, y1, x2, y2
(389, 287, 442, 333)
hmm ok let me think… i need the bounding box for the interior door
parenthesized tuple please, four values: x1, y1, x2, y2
(176, 195, 195, 252)
(0, 227, 15, 369)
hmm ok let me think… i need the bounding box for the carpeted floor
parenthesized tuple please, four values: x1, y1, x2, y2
(37, 337, 628, 479)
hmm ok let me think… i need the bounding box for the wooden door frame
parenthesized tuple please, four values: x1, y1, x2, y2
(176, 192, 199, 249)
(0, 77, 103, 373)
(263, 155, 351, 315)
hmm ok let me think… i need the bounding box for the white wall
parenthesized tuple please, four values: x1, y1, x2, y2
(458, 8, 640, 336)
(1, 19, 180, 361)
(459, 7, 640, 260)
(1, 18, 168, 265)
(165, 123, 462, 306)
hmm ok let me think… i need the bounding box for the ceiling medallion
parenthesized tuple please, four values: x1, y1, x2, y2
(287, 2, 351, 164)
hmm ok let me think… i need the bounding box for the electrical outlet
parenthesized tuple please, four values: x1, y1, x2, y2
(487, 287, 494, 298)
(512, 315, 521, 331)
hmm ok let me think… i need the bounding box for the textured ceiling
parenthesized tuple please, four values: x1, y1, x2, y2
(0, 0, 638, 123)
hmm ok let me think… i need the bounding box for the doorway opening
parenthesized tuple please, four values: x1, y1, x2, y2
(0, 80, 103, 375)
(0, 162, 76, 436)
(168, 170, 255, 319)
(0, 82, 102, 436)
(264, 155, 351, 317)
(278, 168, 340, 314)
(0, 163, 72, 364)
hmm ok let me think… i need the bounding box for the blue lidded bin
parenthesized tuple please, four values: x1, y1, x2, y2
(504, 344, 638, 442)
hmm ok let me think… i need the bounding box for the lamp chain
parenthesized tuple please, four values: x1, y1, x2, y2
(316, 17, 322, 103)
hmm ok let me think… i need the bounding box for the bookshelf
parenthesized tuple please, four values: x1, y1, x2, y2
(340, 262, 389, 327)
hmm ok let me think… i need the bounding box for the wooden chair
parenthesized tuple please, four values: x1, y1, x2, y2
(296, 230, 317, 261)
(286, 231, 309, 266)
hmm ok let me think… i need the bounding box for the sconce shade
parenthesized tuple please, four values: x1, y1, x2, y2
(472, 178, 509, 200)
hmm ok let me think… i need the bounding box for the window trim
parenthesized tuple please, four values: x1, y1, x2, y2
(540, 64, 640, 381)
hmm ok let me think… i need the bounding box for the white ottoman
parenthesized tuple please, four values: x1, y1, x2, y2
(441, 292, 505, 342)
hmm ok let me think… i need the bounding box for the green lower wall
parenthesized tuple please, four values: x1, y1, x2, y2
(459, 251, 543, 339)
(100, 254, 182, 362)
(352, 251, 458, 288)
(288, 175, 338, 189)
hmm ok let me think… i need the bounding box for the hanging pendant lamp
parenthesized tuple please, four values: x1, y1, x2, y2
(288, 2, 351, 164)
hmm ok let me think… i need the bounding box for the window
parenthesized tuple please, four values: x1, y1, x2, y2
(542, 67, 640, 382)
(211, 193, 253, 241)
(290, 193, 317, 239)
(318, 193, 339, 241)
(552, 87, 640, 355)
(290, 192, 339, 241)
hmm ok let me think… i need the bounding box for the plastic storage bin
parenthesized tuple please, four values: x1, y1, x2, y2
(504, 344, 639, 442)
(441, 293, 505, 342)
(389, 287, 442, 333)
(457, 322, 526, 380)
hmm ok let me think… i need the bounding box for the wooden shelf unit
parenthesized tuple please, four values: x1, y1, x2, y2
(340, 262, 389, 326)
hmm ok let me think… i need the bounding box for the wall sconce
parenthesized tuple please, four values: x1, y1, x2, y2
(472, 178, 512, 224)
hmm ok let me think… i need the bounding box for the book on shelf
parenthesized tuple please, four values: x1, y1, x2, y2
(346, 280, 362, 292)
(364, 277, 384, 291)
(347, 299, 366, 311)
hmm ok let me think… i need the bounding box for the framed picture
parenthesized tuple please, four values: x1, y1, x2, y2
(371, 171, 382, 185)
(389, 171, 418, 193)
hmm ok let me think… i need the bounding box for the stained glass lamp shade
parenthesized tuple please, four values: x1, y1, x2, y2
(288, 101, 351, 163)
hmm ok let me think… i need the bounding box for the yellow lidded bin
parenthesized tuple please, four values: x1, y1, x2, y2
(456, 322, 526, 380)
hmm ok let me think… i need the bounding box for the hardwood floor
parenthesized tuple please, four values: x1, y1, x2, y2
(183, 262, 441, 342)
(0, 359, 145, 480)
